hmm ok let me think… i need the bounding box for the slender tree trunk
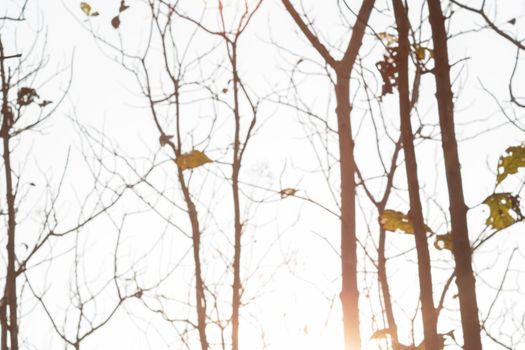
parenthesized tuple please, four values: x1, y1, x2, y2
(334, 74, 361, 350)
(426, 1, 482, 348)
(392, 2, 439, 349)
(230, 42, 242, 350)
(170, 80, 209, 350)
(374, 143, 403, 350)
(280, 2, 375, 348)
(181, 177, 208, 350)
(0, 38, 19, 350)
(377, 226, 399, 350)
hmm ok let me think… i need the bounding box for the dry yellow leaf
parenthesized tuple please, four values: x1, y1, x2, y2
(380, 210, 414, 234)
(378, 32, 398, 46)
(496, 144, 525, 184)
(380, 209, 432, 235)
(80, 2, 92, 16)
(412, 44, 433, 61)
(176, 150, 212, 171)
(483, 192, 523, 230)
(434, 233, 453, 251)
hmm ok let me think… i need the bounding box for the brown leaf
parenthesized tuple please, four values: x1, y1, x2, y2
(111, 15, 121, 29)
(159, 134, 173, 147)
(17, 87, 39, 106)
(38, 100, 53, 108)
(119, 0, 130, 12)
(279, 188, 297, 199)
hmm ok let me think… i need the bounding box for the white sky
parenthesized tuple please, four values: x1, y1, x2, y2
(2, 0, 525, 349)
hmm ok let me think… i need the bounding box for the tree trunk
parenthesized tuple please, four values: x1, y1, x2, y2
(177, 172, 209, 350)
(172, 81, 209, 350)
(426, 1, 482, 348)
(334, 74, 361, 350)
(392, 2, 439, 349)
(377, 226, 400, 350)
(280, 2, 375, 348)
(0, 38, 19, 350)
(231, 42, 242, 350)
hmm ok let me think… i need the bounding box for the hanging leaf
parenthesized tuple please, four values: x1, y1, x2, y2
(483, 192, 523, 230)
(279, 188, 297, 199)
(17, 87, 39, 106)
(376, 47, 399, 97)
(380, 209, 432, 234)
(176, 150, 212, 171)
(412, 44, 433, 61)
(370, 328, 392, 340)
(119, 0, 130, 12)
(80, 2, 92, 16)
(111, 15, 121, 29)
(415, 46, 426, 60)
(496, 144, 525, 184)
(90, 11, 100, 17)
(434, 233, 453, 251)
(159, 134, 173, 147)
(380, 210, 414, 234)
(377, 32, 398, 46)
(38, 100, 53, 108)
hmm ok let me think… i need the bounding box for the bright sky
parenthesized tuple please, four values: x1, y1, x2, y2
(2, 0, 525, 349)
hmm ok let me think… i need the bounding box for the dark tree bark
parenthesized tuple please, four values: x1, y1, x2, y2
(0, 38, 19, 350)
(334, 73, 361, 350)
(392, 2, 439, 349)
(427, 0, 482, 348)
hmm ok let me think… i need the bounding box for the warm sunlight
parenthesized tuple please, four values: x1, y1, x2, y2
(1, 0, 524, 349)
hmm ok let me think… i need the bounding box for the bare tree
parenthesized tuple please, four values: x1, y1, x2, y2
(0, 7, 57, 346)
(392, 1, 439, 349)
(279, 1, 375, 348)
(0, 36, 20, 350)
(427, 0, 482, 348)
(0, 5, 140, 349)
(165, 2, 263, 349)
(76, 1, 271, 349)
